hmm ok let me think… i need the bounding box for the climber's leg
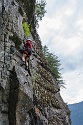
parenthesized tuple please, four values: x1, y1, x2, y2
(25, 56, 29, 67)
(22, 53, 26, 62)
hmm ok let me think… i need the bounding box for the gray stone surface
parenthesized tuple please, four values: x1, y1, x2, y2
(0, 0, 71, 125)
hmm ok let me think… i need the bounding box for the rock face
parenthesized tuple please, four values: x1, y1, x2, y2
(0, 0, 71, 125)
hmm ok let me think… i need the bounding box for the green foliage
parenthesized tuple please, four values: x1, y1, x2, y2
(35, 0, 47, 27)
(22, 22, 30, 37)
(42, 45, 64, 86)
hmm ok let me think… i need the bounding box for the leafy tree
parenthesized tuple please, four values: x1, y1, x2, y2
(35, 0, 47, 27)
(42, 45, 65, 87)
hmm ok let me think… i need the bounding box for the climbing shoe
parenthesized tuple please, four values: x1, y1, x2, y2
(25, 66, 29, 71)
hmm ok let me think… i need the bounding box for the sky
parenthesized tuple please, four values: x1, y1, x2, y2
(37, 0, 83, 104)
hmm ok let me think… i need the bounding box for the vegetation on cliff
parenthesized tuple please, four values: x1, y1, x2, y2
(35, 0, 47, 27)
(35, 1, 64, 87)
(42, 45, 64, 87)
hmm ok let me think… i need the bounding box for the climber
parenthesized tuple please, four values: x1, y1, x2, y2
(22, 38, 32, 70)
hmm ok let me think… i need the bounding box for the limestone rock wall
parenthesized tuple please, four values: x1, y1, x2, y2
(0, 0, 71, 125)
